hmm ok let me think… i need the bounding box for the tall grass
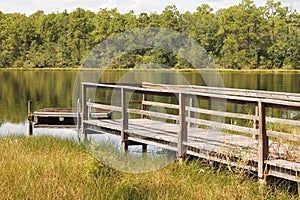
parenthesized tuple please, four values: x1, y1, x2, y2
(0, 135, 297, 199)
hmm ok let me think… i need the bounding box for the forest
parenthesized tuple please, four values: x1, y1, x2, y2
(0, 0, 299, 69)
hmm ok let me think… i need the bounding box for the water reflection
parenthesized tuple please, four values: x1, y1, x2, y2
(0, 121, 78, 139)
(0, 70, 300, 136)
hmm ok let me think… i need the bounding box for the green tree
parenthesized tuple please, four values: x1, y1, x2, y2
(260, 0, 291, 68)
(160, 5, 181, 31)
(285, 11, 300, 68)
(188, 4, 219, 57)
(56, 11, 72, 67)
(216, 1, 263, 68)
(68, 8, 95, 65)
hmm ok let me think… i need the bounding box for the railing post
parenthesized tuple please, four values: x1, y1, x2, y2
(258, 101, 268, 181)
(88, 99, 91, 120)
(27, 100, 33, 136)
(82, 84, 88, 141)
(121, 88, 128, 151)
(178, 93, 187, 162)
(141, 93, 147, 119)
(253, 105, 259, 140)
(188, 97, 195, 128)
(77, 99, 81, 138)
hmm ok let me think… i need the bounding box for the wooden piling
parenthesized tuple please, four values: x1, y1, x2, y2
(178, 93, 187, 160)
(82, 84, 88, 141)
(258, 101, 268, 180)
(142, 144, 147, 153)
(27, 100, 33, 136)
(121, 88, 128, 151)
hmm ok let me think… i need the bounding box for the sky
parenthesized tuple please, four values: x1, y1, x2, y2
(0, 0, 299, 15)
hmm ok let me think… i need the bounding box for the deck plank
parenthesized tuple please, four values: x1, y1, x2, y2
(83, 118, 300, 176)
(84, 119, 259, 158)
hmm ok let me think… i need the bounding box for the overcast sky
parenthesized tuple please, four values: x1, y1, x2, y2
(0, 0, 299, 15)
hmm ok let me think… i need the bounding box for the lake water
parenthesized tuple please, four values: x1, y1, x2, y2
(1, 70, 300, 137)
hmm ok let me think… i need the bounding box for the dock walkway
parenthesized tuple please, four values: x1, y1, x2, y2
(78, 82, 300, 182)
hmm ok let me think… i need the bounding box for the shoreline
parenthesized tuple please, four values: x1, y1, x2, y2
(1, 67, 300, 73)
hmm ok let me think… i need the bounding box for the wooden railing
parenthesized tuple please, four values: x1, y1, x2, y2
(81, 82, 300, 180)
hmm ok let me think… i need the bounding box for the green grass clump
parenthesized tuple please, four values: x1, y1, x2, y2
(0, 135, 297, 199)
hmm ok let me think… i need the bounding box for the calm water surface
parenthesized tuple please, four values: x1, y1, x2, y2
(1, 70, 300, 137)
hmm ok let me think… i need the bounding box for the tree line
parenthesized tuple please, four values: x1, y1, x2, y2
(0, 0, 299, 69)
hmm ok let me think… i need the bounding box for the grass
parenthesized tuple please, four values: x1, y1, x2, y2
(0, 135, 298, 199)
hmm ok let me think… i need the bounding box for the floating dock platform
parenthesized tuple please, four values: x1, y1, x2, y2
(28, 102, 112, 129)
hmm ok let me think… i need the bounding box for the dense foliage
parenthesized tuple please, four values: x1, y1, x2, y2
(0, 0, 299, 69)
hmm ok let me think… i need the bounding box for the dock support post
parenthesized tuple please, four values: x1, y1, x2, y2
(82, 84, 88, 141)
(258, 101, 268, 182)
(142, 144, 147, 153)
(27, 100, 33, 136)
(121, 88, 128, 152)
(178, 93, 187, 162)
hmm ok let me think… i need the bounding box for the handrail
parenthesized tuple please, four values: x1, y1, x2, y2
(81, 82, 300, 107)
(142, 82, 300, 102)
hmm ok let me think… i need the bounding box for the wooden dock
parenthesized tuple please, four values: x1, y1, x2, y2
(79, 82, 300, 182)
